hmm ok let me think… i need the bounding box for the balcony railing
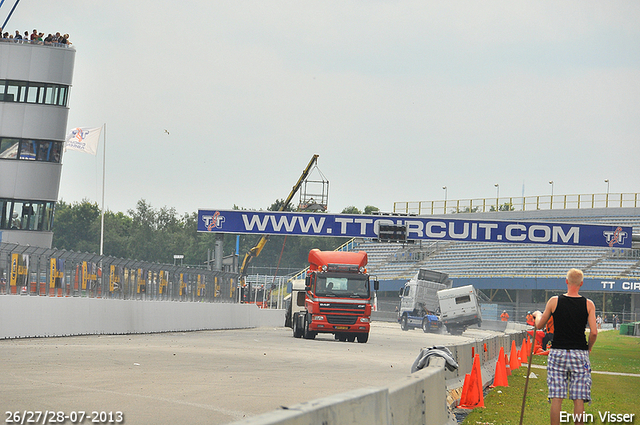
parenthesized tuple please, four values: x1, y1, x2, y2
(0, 37, 74, 49)
(393, 193, 640, 215)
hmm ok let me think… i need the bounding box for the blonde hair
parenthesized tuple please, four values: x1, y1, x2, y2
(566, 268, 584, 286)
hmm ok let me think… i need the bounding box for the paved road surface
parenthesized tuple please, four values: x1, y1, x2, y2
(1, 322, 498, 425)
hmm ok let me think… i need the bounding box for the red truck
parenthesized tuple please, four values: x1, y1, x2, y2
(288, 249, 378, 343)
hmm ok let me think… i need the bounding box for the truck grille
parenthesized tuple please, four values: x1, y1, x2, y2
(319, 303, 366, 314)
(327, 315, 358, 325)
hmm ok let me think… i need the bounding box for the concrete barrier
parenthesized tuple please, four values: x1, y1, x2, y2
(388, 358, 453, 425)
(0, 296, 283, 339)
(228, 358, 456, 425)
(229, 387, 391, 425)
(228, 328, 530, 425)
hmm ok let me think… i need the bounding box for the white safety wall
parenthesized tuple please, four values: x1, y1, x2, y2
(0, 296, 283, 339)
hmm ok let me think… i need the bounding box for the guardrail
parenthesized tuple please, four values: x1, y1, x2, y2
(394, 192, 640, 215)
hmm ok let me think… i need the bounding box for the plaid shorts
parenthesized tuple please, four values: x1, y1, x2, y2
(547, 349, 592, 401)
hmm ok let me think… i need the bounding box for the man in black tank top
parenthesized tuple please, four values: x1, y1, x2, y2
(533, 268, 598, 425)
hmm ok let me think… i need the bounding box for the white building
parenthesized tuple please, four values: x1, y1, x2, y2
(0, 39, 75, 247)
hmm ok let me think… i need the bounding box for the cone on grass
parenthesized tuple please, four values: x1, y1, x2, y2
(534, 332, 544, 354)
(521, 338, 529, 364)
(509, 340, 520, 370)
(491, 346, 509, 387)
(459, 353, 484, 409)
(505, 353, 512, 376)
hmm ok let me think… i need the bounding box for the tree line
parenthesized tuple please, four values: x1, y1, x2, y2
(51, 199, 378, 272)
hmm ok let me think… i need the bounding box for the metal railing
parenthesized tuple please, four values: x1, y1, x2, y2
(0, 242, 237, 302)
(394, 192, 640, 215)
(0, 37, 74, 49)
(243, 274, 290, 309)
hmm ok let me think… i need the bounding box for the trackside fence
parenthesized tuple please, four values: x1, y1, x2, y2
(0, 242, 238, 302)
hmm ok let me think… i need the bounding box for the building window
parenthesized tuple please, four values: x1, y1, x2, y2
(0, 80, 70, 107)
(0, 138, 62, 163)
(0, 199, 55, 231)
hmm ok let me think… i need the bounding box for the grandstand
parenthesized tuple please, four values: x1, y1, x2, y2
(346, 204, 640, 321)
(361, 241, 640, 280)
(356, 206, 640, 281)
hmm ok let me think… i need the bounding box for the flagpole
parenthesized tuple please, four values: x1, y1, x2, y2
(99, 123, 106, 256)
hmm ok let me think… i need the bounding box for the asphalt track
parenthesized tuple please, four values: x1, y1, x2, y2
(0, 322, 498, 425)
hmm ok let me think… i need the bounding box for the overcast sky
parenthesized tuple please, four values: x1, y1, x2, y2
(5, 1, 640, 216)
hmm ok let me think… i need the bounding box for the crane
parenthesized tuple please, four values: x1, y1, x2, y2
(238, 154, 323, 284)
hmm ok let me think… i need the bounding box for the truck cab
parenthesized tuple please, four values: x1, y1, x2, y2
(397, 269, 450, 333)
(289, 249, 378, 343)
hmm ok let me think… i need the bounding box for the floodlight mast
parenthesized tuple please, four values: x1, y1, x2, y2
(238, 154, 321, 280)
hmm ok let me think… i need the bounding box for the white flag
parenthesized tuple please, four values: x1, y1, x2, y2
(65, 126, 102, 155)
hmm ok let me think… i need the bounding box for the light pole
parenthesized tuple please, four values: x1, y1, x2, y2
(549, 181, 554, 209)
(604, 179, 610, 207)
(442, 186, 447, 214)
(494, 183, 499, 210)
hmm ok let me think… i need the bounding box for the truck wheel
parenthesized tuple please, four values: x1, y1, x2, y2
(422, 318, 431, 333)
(346, 335, 356, 342)
(303, 316, 316, 340)
(356, 333, 369, 343)
(337, 334, 347, 342)
(400, 314, 409, 331)
(292, 314, 303, 338)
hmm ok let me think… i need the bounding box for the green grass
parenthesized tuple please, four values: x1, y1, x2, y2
(462, 332, 640, 425)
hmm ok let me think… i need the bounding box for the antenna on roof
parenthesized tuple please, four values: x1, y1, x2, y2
(1, 0, 22, 31)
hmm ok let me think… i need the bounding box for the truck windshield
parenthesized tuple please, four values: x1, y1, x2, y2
(315, 275, 369, 298)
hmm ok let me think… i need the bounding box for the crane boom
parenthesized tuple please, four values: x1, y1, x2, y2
(239, 154, 320, 278)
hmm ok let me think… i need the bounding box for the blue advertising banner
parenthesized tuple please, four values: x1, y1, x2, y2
(197, 210, 632, 249)
(453, 277, 640, 293)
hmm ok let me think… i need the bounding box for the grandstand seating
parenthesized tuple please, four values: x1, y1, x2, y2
(350, 209, 640, 281)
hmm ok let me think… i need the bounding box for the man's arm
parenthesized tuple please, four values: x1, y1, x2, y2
(533, 296, 557, 330)
(586, 298, 598, 352)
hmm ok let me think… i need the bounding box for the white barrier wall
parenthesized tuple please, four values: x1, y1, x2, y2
(229, 358, 454, 425)
(0, 296, 283, 339)
(228, 327, 529, 425)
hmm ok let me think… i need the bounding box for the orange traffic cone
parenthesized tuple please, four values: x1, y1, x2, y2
(534, 336, 543, 354)
(472, 353, 485, 408)
(509, 340, 520, 370)
(459, 353, 484, 408)
(491, 347, 509, 387)
(458, 373, 472, 408)
(521, 338, 529, 364)
(505, 353, 512, 376)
